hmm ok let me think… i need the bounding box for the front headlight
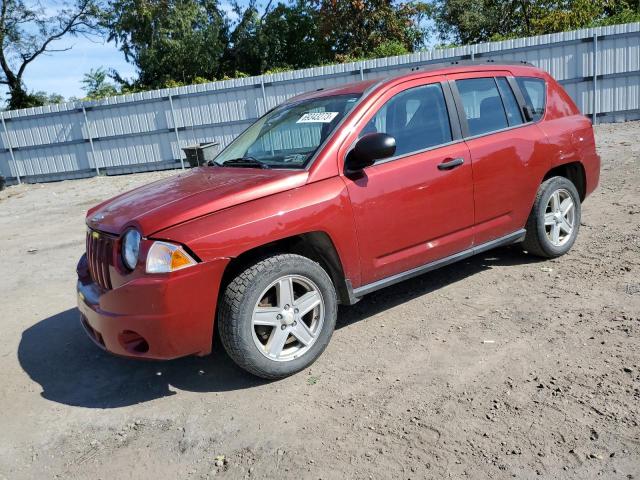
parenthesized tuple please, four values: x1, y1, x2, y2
(122, 228, 141, 270)
(146, 241, 197, 273)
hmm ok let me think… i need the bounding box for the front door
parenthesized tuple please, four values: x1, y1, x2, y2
(340, 77, 475, 285)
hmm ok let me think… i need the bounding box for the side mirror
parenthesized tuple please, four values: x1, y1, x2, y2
(345, 133, 396, 173)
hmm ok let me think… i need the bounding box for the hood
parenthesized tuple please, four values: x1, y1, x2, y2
(87, 167, 309, 235)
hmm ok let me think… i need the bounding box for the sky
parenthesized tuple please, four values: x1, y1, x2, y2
(10, 37, 137, 100)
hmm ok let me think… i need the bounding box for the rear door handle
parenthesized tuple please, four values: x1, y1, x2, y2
(437, 157, 465, 170)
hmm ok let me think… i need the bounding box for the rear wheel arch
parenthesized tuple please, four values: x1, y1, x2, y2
(543, 161, 586, 201)
(219, 231, 356, 306)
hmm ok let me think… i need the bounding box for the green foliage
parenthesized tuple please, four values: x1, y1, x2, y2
(263, 66, 294, 75)
(82, 68, 119, 99)
(11, 91, 67, 108)
(370, 40, 410, 58)
(31, 92, 66, 105)
(432, 0, 639, 44)
(104, 0, 430, 89)
(105, 0, 229, 88)
(259, 1, 325, 70)
(314, 0, 430, 61)
(590, 2, 640, 26)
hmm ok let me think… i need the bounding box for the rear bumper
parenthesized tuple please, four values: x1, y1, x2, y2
(76, 254, 228, 360)
(585, 153, 601, 199)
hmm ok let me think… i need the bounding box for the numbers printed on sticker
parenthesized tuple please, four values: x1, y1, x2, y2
(297, 112, 340, 123)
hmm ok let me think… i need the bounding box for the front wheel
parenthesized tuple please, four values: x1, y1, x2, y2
(522, 176, 581, 258)
(218, 254, 337, 379)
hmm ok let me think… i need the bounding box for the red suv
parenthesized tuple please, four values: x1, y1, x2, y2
(77, 62, 600, 379)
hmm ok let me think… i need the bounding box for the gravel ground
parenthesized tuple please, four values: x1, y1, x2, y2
(0, 121, 638, 480)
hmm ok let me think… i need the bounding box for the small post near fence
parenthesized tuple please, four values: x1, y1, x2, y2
(1, 113, 20, 184)
(260, 76, 268, 115)
(82, 106, 99, 175)
(592, 33, 599, 125)
(168, 94, 184, 170)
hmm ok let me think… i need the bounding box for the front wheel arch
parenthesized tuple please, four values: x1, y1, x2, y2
(218, 231, 355, 307)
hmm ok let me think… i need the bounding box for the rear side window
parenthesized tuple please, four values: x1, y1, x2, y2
(516, 77, 546, 121)
(361, 83, 452, 157)
(455, 78, 508, 136)
(496, 77, 523, 126)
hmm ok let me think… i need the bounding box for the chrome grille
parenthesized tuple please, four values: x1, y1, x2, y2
(86, 229, 114, 290)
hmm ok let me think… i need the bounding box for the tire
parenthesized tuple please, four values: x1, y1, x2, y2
(218, 253, 337, 379)
(522, 176, 581, 258)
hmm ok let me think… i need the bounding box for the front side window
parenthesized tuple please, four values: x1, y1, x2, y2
(213, 94, 361, 168)
(456, 78, 509, 136)
(360, 83, 452, 157)
(516, 77, 546, 121)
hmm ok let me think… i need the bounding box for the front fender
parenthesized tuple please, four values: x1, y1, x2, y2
(153, 176, 361, 288)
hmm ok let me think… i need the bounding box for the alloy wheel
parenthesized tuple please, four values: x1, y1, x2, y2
(544, 188, 575, 247)
(251, 275, 325, 362)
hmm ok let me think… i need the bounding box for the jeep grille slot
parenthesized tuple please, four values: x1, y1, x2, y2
(86, 230, 114, 290)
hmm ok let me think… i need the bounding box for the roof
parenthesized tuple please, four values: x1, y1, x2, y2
(285, 60, 541, 104)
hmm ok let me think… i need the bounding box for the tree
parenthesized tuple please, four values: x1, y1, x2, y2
(432, 0, 640, 44)
(0, 0, 103, 109)
(533, 0, 639, 33)
(313, 0, 430, 61)
(224, 0, 326, 75)
(30, 91, 66, 105)
(82, 67, 118, 99)
(105, 0, 229, 88)
(225, 0, 427, 76)
(224, 2, 263, 75)
(259, 1, 326, 70)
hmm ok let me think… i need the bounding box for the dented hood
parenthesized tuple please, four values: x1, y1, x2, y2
(86, 167, 309, 235)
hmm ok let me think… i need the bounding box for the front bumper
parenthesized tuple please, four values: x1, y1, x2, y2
(76, 254, 228, 360)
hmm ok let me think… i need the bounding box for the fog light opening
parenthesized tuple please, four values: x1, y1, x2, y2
(119, 330, 150, 354)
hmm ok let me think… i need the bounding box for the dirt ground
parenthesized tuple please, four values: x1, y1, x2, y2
(0, 121, 638, 480)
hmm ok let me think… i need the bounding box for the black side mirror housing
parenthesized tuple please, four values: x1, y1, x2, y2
(345, 133, 396, 173)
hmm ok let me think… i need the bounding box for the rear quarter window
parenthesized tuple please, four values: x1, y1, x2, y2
(516, 77, 546, 121)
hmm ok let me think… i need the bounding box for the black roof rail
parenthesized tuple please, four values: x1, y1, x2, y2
(445, 59, 534, 67)
(407, 58, 534, 71)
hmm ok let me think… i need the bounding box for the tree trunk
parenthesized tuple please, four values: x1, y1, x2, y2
(8, 83, 30, 110)
(6, 77, 41, 110)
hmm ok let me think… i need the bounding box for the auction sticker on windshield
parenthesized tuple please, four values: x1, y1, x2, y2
(297, 112, 340, 123)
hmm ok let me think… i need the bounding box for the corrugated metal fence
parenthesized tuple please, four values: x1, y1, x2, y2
(1, 22, 639, 184)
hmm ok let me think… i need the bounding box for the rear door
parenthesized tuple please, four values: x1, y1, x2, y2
(447, 72, 550, 245)
(339, 76, 475, 285)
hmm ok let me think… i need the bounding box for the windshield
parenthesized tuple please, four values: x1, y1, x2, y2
(213, 94, 361, 168)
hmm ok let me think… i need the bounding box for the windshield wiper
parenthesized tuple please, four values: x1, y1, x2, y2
(219, 156, 271, 169)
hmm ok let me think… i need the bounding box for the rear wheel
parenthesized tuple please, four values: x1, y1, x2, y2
(522, 176, 581, 258)
(218, 254, 337, 379)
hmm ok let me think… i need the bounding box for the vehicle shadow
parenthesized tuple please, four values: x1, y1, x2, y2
(18, 245, 541, 409)
(337, 244, 542, 329)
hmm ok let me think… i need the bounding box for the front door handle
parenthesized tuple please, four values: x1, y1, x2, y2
(437, 157, 465, 170)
